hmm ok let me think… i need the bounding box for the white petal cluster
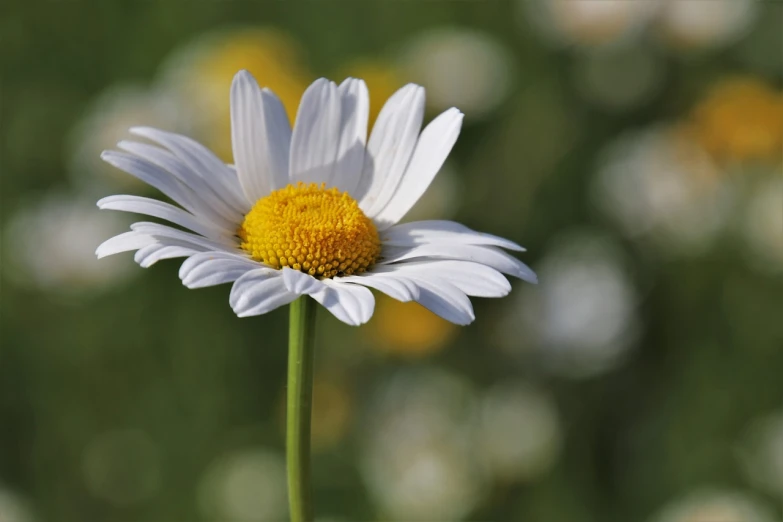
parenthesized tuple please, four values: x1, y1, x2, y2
(360, 368, 483, 521)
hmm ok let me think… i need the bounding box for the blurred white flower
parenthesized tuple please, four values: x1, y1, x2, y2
(523, 0, 757, 51)
(0, 489, 35, 522)
(523, 0, 654, 48)
(198, 447, 287, 522)
(507, 231, 639, 378)
(593, 125, 730, 255)
(737, 411, 783, 499)
(360, 368, 484, 521)
(648, 489, 777, 522)
(477, 382, 562, 482)
(656, 0, 757, 50)
(3, 192, 136, 295)
(68, 85, 187, 194)
(398, 28, 513, 118)
(740, 176, 783, 274)
(81, 429, 161, 506)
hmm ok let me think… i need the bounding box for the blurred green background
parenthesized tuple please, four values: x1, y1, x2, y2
(2, 1, 782, 521)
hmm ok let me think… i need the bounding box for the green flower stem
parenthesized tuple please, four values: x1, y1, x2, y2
(286, 296, 317, 522)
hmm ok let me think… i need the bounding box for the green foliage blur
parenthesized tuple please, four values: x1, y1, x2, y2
(2, 1, 782, 521)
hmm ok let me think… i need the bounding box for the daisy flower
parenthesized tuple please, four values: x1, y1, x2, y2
(96, 70, 536, 326)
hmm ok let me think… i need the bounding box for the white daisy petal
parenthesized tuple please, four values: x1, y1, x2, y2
(259, 87, 295, 190)
(130, 222, 237, 253)
(101, 150, 236, 231)
(372, 108, 463, 229)
(381, 244, 538, 283)
(289, 78, 342, 185)
(97, 195, 230, 242)
(179, 251, 260, 289)
(230, 269, 297, 317)
(357, 84, 426, 216)
(96, 231, 155, 259)
(382, 220, 525, 251)
(311, 280, 374, 326)
(416, 289, 474, 325)
(100, 150, 197, 211)
(395, 274, 475, 325)
(134, 243, 202, 268)
(379, 260, 511, 298)
(231, 70, 292, 201)
(331, 78, 369, 194)
(129, 126, 251, 213)
(118, 140, 244, 224)
(339, 272, 420, 302)
(281, 267, 324, 295)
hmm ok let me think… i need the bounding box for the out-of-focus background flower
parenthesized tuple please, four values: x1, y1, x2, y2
(1, 2, 781, 521)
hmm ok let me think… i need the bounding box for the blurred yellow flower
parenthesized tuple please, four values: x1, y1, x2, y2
(310, 375, 353, 452)
(278, 374, 353, 453)
(688, 78, 783, 164)
(337, 58, 404, 125)
(368, 296, 458, 358)
(165, 28, 312, 162)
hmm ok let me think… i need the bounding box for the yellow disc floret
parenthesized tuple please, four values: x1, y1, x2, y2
(238, 182, 381, 278)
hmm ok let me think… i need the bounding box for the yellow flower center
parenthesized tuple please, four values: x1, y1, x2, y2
(238, 182, 381, 278)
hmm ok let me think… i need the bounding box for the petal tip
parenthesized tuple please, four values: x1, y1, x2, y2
(519, 270, 539, 285)
(305, 77, 332, 92)
(403, 82, 424, 91)
(234, 69, 254, 81)
(232, 70, 260, 93)
(128, 126, 151, 136)
(339, 77, 363, 90)
(115, 139, 135, 151)
(442, 107, 464, 122)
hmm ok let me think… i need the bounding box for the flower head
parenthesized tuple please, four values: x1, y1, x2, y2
(97, 70, 536, 326)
